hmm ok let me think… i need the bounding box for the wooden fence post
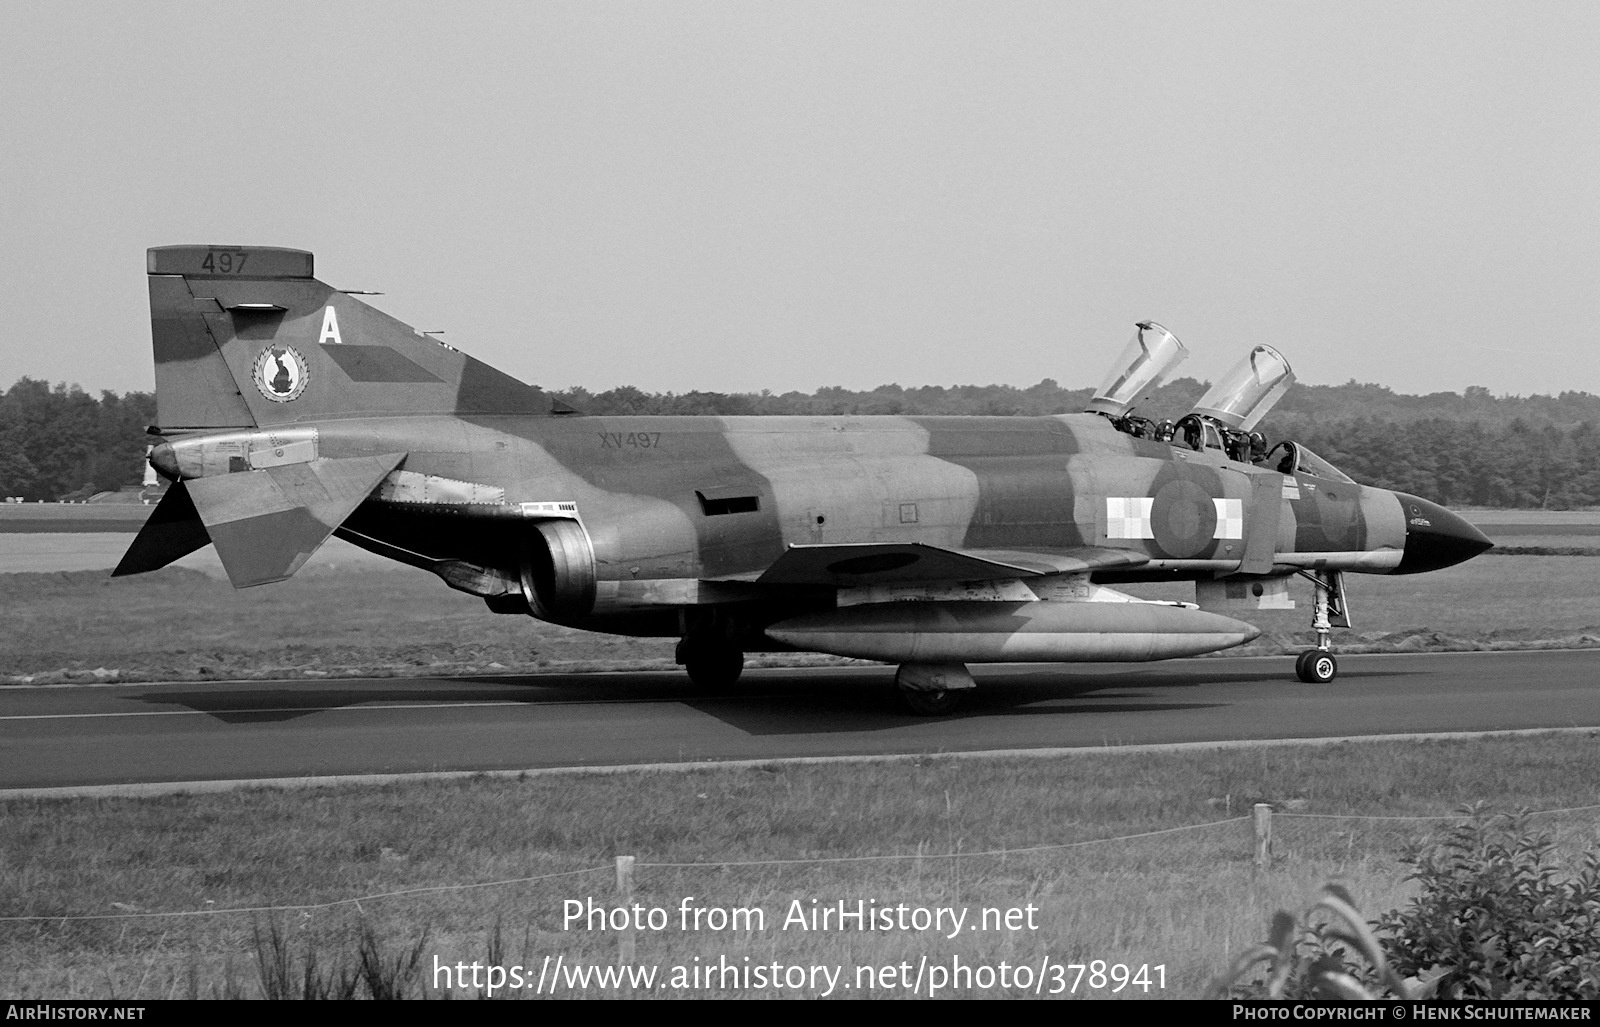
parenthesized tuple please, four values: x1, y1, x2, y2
(616, 855, 636, 962)
(1254, 804, 1273, 870)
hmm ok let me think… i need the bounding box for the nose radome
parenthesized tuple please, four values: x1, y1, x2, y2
(1393, 494, 1493, 574)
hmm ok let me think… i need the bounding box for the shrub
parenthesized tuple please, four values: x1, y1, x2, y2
(1205, 884, 1437, 999)
(1378, 807, 1600, 1000)
(1211, 807, 1600, 1000)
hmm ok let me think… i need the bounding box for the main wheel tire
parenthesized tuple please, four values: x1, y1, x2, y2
(1295, 649, 1337, 684)
(684, 647, 743, 691)
(900, 688, 961, 716)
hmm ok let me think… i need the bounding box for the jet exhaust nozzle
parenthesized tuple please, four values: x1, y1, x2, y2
(147, 442, 181, 482)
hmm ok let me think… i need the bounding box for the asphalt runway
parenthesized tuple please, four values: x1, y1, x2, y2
(4, 650, 1599, 792)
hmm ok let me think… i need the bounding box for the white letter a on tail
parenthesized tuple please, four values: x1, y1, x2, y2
(319, 306, 343, 345)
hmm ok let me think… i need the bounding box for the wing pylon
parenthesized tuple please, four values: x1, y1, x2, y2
(752, 542, 1149, 586)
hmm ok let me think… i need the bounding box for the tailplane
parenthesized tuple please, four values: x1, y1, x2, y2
(146, 245, 546, 428)
(114, 451, 406, 587)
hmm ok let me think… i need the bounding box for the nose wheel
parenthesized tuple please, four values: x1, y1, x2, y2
(1295, 649, 1337, 683)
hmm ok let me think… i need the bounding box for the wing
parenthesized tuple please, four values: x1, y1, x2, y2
(751, 542, 1149, 586)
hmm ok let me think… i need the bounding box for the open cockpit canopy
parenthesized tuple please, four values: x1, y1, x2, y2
(1189, 345, 1295, 431)
(1085, 321, 1189, 419)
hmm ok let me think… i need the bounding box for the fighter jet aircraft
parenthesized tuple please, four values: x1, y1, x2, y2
(117, 245, 1493, 713)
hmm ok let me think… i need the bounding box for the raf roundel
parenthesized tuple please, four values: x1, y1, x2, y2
(253, 345, 310, 403)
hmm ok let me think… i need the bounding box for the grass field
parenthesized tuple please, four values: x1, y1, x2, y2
(1456, 508, 1600, 525)
(3, 734, 1598, 999)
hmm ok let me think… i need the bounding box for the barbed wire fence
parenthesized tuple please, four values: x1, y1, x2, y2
(4, 800, 1598, 928)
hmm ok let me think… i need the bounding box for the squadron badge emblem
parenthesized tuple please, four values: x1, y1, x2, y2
(253, 345, 310, 402)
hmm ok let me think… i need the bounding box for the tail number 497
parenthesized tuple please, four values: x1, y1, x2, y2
(201, 250, 249, 274)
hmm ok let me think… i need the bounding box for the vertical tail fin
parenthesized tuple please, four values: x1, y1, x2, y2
(146, 245, 547, 428)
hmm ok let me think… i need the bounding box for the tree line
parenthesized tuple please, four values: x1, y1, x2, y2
(0, 379, 155, 502)
(4, 375, 1598, 508)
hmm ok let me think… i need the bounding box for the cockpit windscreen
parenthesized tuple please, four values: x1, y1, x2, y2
(1266, 442, 1354, 483)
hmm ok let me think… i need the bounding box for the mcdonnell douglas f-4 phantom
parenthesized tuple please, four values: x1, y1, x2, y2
(118, 246, 1492, 714)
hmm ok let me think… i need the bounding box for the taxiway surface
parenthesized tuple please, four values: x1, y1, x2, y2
(4, 650, 1598, 791)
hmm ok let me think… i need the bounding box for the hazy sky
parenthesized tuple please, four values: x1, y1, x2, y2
(4, 1, 1597, 399)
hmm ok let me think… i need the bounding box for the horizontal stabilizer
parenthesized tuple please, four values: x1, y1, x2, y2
(754, 542, 1149, 586)
(188, 453, 405, 587)
(112, 482, 213, 577)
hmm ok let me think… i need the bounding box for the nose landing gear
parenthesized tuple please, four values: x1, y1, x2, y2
(1294, 569, 1348, 683)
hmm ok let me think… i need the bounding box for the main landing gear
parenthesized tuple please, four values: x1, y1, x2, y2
(895, 662, 976, 716)
(676, 609, 746, 691)
(676, 637, 744, 691)
(1294, 569, 1348, 683)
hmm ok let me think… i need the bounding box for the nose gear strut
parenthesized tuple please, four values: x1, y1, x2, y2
(1293, 569, 1348, 683)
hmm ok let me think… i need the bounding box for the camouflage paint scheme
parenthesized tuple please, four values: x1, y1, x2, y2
(119, 246, 1492, 700)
